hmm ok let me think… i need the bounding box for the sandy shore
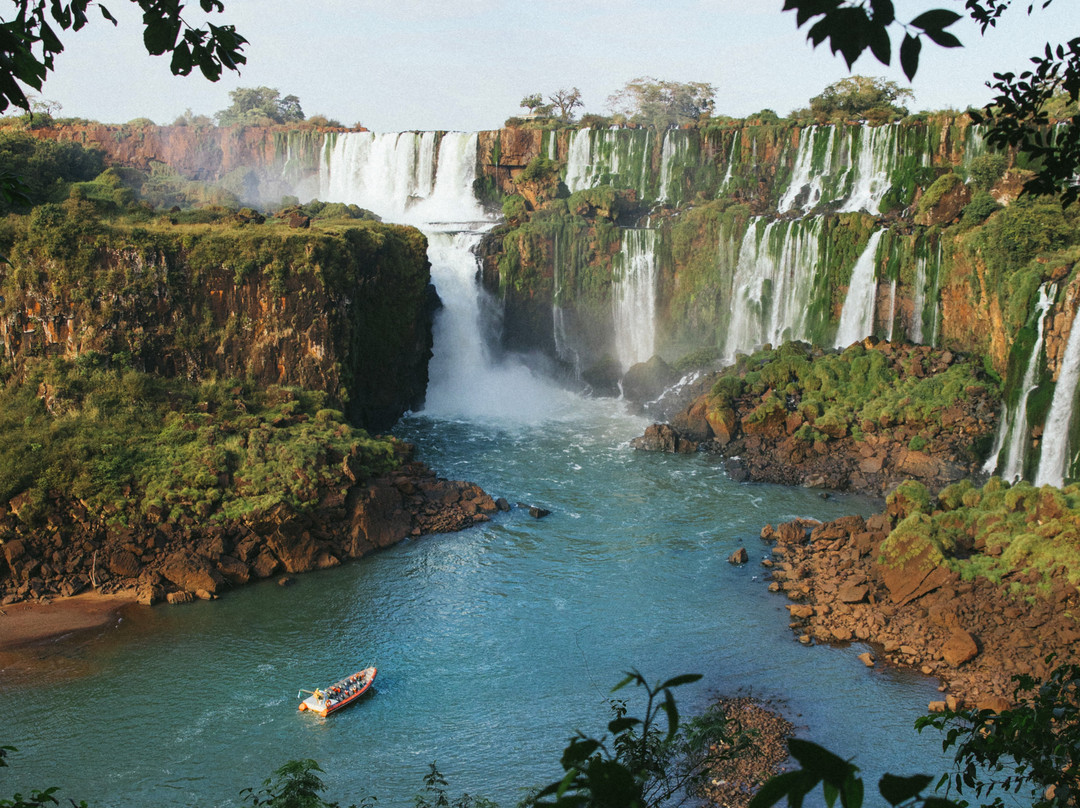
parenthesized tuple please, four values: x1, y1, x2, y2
(0, 591, 137, 651)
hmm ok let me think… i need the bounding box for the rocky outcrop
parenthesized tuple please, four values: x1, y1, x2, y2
(0, 220, 434, 431)
(632, 341, 998, 497)
(760, 513, 1080, 708)
(0, 447, 498, 607)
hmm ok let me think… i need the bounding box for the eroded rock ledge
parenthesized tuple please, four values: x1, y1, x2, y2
(758, 512, 1080, 709)
(1, 446, 498, 607)
(631, 340, 998, 496)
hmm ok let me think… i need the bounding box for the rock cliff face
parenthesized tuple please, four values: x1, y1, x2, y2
(0, 216, 434, 431)
(1, 441, 499, 606)
(630, 340, 998, 495)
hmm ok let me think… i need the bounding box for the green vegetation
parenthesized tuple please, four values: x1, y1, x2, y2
(215, 87, 305, 127)
(0, 130, 105, 213)
(801, 76, 913, 124)
(0, 357, 401, 528)
(879, 476, 1080, 593)
(707, 341, 996, 446)
(606, 78, 716, 129)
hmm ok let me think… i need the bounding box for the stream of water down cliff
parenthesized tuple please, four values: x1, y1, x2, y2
(1, 132, 957, 808)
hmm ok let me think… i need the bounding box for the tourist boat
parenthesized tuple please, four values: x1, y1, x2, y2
(298, 667, 376, 717)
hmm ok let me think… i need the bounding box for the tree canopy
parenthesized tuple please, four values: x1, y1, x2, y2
(214, 87, 305, 126)
(607, 78, 716, 129)
(0, 0, 246, 115)
(808, 75, 913, 122)
(519, 88, 583, 123)
(783, 0, 1079, 204)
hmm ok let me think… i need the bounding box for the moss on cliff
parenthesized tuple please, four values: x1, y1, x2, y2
(0, 356, 402, 527)
(1, 203, 433, 430)
(880, 476, 1080, 593)
(707, 340, 998, 447)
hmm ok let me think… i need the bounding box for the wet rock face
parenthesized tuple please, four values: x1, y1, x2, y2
(0, 460, 498, 607)
(759, 512, 1080, 708)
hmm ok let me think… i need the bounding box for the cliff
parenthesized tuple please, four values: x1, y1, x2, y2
(0, 203, 434, 431)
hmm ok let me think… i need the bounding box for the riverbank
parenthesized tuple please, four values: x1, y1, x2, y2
(758, 510, 1080, 710)
(0, 591, 135, 651)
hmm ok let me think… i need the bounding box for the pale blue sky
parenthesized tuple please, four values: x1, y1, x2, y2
(40, 0, 1078, 131)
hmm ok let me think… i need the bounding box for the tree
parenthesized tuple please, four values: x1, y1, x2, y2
(607, 78, 716, 129)
(548, 87, 583, 123)
(782, 0, 1079, 204)
(809, 75, 913, 122)
(0, 0, 246, 115)
(520, 93, 549, 115)
(215, 87, 305, 126)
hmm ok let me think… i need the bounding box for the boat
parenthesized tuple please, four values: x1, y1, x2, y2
(298, 666, 376, 717)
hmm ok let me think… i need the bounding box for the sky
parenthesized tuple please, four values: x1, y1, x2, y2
(34, 0, 1079, 132)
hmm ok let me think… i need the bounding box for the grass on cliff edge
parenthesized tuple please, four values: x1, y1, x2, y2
(708, 340, 998, 448)
(0, 356, 403, 529)
(883, 477, 1080, 598)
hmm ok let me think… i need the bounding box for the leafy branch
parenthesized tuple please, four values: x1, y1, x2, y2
(0, 0, 246, 114)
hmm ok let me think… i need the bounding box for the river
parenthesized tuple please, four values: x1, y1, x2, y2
(1, 131, 954, 807)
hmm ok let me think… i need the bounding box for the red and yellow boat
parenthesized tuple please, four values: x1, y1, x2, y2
(298, 667, 376, 717)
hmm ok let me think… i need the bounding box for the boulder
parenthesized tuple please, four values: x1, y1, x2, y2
(728, 547, 748, 565)
(621, 356, 678, 404)
(108, 549, 142, 579)
(160, 552, 226, 595)
(941, 628, 979, 666)
(582, 356, 622, 398)
(630, 423, 696, 453)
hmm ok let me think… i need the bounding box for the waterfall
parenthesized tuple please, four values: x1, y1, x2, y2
(779, 126, 838, 213)
(724, 217, 822, 361)
(552, 230, 580, 374)
(839, 125, 897, 215)
(657, 130, 687, 204)
(910, 255, 928, 344)
(1035, 301, 1080, 486)
(834, 231, 884, 348)
(320, 131, 572, 421)
(612, 229, 658, 371)
(984, 284, 1055, 479)
(886, 279, 897, 342)
(719, 130, 739, 194)
(565, 128, 653, 198)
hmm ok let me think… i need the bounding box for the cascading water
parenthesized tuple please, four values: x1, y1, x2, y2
(724, 217, 822, 360)
(834, 231, 884, 348)
(839, 125, 899, 215)
(1035, 301, 1080, 486)
(564, 128, 653, 198)
(779, 126, 837, 213)
(910, 255, 929, 344)
(983, 284, 1056, 479)
(612, 228, 658, 371)
(719, 130, 739, 193)
(320, 131, 571, 419)
(886, 279, 897, 342)
(657, 129, 688, 204)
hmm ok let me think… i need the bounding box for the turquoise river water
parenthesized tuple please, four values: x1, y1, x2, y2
(1, 396, 951, 808)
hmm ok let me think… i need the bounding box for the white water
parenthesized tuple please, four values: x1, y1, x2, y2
(724, 218, 822, 361)
(657, 129, 687, 203)
(835, 231, 884, 348)
(886, 279, 897, 342)
(984, 284, 1055, 479)
(779, 126, 837, 213)
(1035, 300, 1080, 486)
(839, 125, 898, 215)
(552, 230, 581, 374)
(910, 255, 928, 344)
(565, 127, 652, 198)
(612, 228, 658, 370)
(719, 130, 739, 193)
(320, 131, 573, 422)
